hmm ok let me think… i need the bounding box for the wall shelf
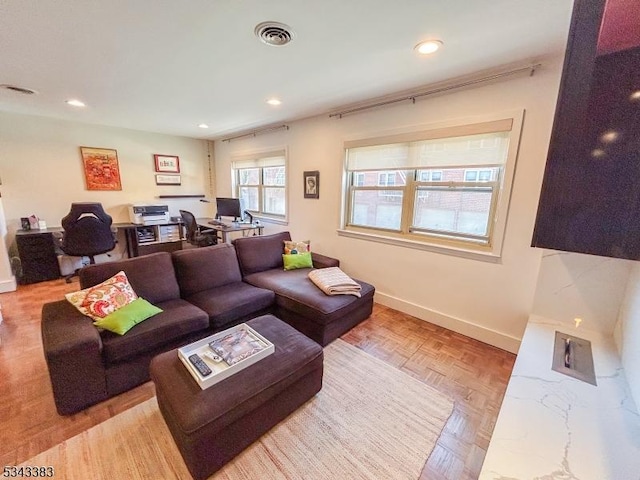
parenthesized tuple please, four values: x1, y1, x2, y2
(157, 195, 206, 199)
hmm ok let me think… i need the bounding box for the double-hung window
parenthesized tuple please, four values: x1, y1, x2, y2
(342, 115, 522, 256)
(232, 149, 287, 220)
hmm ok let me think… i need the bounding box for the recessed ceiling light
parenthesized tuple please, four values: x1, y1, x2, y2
(266, 98, 282, 106)
(630, 90, 640, 101)
(591, 148, 606, 158)
(414, 40, 443, 55)
(66, 99, 85, 107)
(600, 130, 619, 143)
(198, 123, 209, 129)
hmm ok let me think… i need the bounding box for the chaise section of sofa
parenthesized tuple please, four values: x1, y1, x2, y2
(233, 232, 375, 346)
(171, 244, 275, 329)
(42, 252, 210, 415)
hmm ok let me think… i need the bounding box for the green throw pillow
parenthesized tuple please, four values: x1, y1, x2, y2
(283, 252, 313, 271)
(93, 298, 162, 335)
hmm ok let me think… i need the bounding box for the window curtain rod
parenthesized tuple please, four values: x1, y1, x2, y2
(329, 63, 541, 119)
(221, 124, 289, 142)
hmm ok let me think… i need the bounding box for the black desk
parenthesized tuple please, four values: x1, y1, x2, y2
(15, 222, 186, 284)
(196, 218, 264, 243)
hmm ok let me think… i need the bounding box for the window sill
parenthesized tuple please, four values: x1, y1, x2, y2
(337, 228, 502, 263)
(254, 215, 288, 226)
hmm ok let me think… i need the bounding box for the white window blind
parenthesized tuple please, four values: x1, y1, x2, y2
(231, 150, 286, 169)
(345, 120, 512, 171)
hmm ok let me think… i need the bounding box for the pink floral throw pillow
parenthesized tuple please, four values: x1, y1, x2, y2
(65, 271, 138, 321)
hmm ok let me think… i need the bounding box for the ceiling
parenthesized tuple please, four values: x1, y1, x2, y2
(0, 0, 574, 140)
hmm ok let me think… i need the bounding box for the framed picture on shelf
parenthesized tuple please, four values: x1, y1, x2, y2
(80, 147, 122, 191)
(156, 174, 181, 185)
(304, 171, 319, 199)
(154, 154, 180, 173)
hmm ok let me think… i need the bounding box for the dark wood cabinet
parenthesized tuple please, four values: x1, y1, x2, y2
(16, 232, 61, 284)
(532, 0, 640, 260)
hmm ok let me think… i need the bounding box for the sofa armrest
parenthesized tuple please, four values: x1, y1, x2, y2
(41, 300, 108, 415)
(311, 252, 340, 269)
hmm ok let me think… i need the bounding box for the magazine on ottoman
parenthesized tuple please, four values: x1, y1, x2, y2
(178, 323, 275, 389)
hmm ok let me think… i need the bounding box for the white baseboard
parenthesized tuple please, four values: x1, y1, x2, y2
(0, 276, 17, 294)
(374, 292, 521, 354)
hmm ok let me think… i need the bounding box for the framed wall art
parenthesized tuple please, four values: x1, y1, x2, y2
(155, 174, 181, 185)
(304, 171, 319, 199)
(80, 147, 122, 191)
(154, 154, 180, 173)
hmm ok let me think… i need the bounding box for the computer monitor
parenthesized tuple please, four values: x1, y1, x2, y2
(215, 197, 242, 222)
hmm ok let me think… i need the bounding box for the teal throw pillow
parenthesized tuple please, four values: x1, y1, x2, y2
(283, 252, 313, 271)
(93, 298, 162, 335)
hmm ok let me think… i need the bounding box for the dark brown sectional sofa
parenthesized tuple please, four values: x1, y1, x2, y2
(41, 231, 374, 415)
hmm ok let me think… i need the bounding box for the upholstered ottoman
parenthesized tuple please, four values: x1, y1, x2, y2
(150, 314, 324, 480)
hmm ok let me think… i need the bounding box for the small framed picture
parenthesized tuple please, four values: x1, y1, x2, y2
(156, 174, 181, 185)
(304, 171, 319, 199)
(154, 154, 180, 173)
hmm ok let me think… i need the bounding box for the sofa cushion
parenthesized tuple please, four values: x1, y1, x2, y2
(233, 231, 291, 276)
(93, 298, 163, 335)
(185, 282, 275, 329)
(244, 268, 375, 326)
(100, 298, 209, 364)
(80, 252, 180, 304)
(172, 244, 242, 297)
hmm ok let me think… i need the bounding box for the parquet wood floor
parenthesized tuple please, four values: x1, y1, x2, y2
(0, 278, 515, 479)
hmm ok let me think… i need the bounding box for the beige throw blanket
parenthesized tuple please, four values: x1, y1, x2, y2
(308, 267, 361, 297)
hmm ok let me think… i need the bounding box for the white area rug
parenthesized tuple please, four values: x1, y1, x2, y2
(24, 340, 453, 479)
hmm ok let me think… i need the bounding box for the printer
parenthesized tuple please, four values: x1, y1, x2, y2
(128, 204, 170, 225)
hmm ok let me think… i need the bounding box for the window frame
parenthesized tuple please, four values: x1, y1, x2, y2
(409, 168, 501, 242)
(231, 149, 288, 223)
(339, 111, 524, 260)
(345, 166, 501, 242)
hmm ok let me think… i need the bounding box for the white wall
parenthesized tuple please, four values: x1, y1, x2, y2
(614, 264, 640, 412)
(214, 58, 567, 352)
(0, 112, 214, 263)
(0, 199, 16, 292)
(532, 250, 632, 334)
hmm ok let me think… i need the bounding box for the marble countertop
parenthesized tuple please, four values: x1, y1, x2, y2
(480, 315, 640, 480)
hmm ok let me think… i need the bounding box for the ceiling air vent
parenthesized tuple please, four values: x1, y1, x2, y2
(0, 84, 38, 95)
(255, 22, 294, 46)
